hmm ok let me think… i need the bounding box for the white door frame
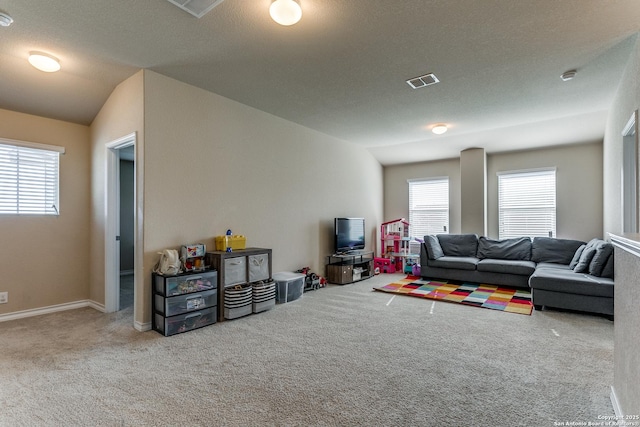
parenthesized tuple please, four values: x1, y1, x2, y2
(105, 132, 137, 314)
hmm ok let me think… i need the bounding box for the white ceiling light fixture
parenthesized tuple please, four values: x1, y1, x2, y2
(270, 0, 302, 26)
(561, 69, 577, 81)
(432, 124, 448, 135)
(0, 12, 13, 27)
(28, 52, 61, 73)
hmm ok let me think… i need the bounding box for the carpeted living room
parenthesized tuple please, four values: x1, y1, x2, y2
(0, 272, 615, 426)
(1, 1, 640, 426)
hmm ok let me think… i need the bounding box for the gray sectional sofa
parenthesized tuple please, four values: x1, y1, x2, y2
(420, 234, 614, 318)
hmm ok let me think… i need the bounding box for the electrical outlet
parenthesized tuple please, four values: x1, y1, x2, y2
(0, 292, 7, 304)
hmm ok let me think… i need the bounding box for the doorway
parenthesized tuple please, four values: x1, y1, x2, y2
(105, 133, 137, 317)
(118, 147, 135, 309)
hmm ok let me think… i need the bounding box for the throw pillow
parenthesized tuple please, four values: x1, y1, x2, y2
(424, 235, 444, 260)
(569, 244, 586, 269)
(531, 237, 586, 264)
(589, 243, 614, 277)
(436, 234, 479, 257)
(573, 247, 597, 273)
(476, 236, 531, 260)
(601, 252, 614, 279)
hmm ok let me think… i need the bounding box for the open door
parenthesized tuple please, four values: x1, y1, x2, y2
(105, 133, 136, 315)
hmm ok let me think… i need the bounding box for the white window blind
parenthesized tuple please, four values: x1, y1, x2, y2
(408, 177, 449, 243)
(0, 140, 62, 215)
(498, 168, 556, 239)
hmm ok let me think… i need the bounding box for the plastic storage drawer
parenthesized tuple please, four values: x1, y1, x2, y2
(154, 271, 217, 296)
(273, 272, 305, 303)
(155, 289, 217, 317)
(154, 306, 216, 336)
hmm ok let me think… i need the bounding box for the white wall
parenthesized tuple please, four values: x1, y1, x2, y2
(384, 158, 462, 236)
(383, 143, 602, 241)
(0, 109, 90, 314)
(90, 70, 144, 317)
(142, 71, 383, 324)
(487, 142, 603, 241)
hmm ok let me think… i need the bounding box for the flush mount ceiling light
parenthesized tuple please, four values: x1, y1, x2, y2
(28, 52, 61, 72)
(0, 12, 13, 27)
(431, 124, 448, 135)
(270, 0, 302, 26)
(561, 69, 577, 81)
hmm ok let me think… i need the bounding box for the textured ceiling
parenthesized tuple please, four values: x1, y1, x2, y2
(0, 0, 639, 165)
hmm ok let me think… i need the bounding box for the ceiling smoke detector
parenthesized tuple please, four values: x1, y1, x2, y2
(406, 73, 439, 89)
(0, 12, 13, 27)
(165, 0, 225, 18)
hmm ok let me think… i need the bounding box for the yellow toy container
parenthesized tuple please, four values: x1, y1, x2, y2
(215, 235, 247, 251)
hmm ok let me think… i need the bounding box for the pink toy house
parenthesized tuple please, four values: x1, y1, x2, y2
(380, 218, 411, 272)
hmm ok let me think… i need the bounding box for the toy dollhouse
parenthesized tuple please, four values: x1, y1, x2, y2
(378, 218, 416, 273)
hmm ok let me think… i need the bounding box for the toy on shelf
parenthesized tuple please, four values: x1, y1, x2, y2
(214, 228, 247, 252)
(180, 244, 207, 272)
(379, 218, 418, 273)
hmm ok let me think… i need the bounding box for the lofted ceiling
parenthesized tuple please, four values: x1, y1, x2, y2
(0, 0, 639, 165)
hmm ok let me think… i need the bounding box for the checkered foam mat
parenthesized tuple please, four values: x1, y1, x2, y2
(373, 276, 533, 315)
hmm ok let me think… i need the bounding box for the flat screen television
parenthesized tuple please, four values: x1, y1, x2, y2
(334, 217, 365, 253)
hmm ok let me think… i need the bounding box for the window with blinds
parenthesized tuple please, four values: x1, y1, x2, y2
(408, 177, 449, 246)
(0, 140, 63, 215)
(498, 168, 556, 239)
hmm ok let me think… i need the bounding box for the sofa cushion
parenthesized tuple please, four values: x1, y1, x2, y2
(424, 235, 444, 260)
(573, 247, 597, 273)
(536, 262, 571, 270)
(588, 242, 614, 277)
(476, 236, 531, 260)
(477, 259, 536, 276)
(569, 244, 586, 269)
(531, 237, 586, 264)
(529, 268, 614, 298)
(436, 234, 478, 257)
(428, 256, 478, 271)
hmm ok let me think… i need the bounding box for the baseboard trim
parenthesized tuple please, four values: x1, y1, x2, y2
(0, 300, 103, 323)
(135, 320, 152, 332)
(87, 300, 106, 313)
(611, 386, 623, 417)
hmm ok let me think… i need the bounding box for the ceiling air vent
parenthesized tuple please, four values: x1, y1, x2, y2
(165, 0, 225, 18)
(406, 73, 439, 89)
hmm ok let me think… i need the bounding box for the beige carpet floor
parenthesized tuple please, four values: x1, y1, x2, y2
(0, 273, 614, 426)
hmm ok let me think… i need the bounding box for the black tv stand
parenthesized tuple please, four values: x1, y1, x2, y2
(326, 251, 374, 284)
(336, 249, 365, 256)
